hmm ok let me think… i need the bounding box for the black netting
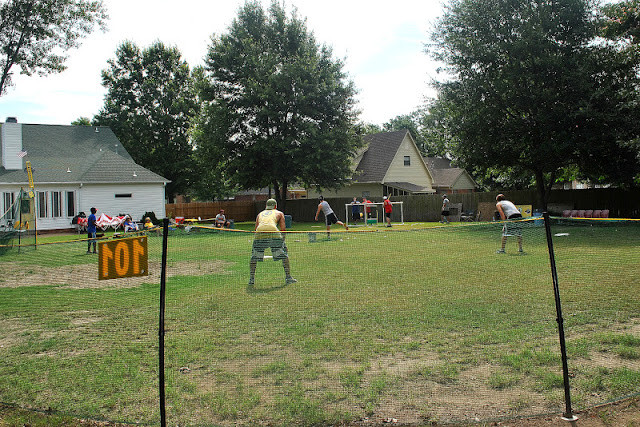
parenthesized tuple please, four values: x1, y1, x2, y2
(0, 217, 638, 425)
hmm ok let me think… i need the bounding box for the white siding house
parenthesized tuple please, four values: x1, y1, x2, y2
(0, 118, 169, 231)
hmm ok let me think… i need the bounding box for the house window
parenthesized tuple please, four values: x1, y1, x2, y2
(37, 191, 48, 218)
(66, 191, 75, 217)
(115, 193, 132, 198)
(3, 192, 15, 220)
(404, 156, 411, 166)
(51, 191, 62, 218)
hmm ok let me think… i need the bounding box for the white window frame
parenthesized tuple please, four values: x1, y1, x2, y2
(51, 191, 62, 218)
(3, 192, 15, 221)
(66, 191, 76, 217)
(37, 191, 48, 218)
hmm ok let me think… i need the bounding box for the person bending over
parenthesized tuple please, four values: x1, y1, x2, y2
(495, 193, 524, 254)
(315, 195, 348, 238)
(249, 199, 296, 286)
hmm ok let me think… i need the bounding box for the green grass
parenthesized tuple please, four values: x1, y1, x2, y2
(0, 220, 639, 425)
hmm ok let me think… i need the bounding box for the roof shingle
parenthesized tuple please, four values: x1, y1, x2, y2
(355, 130, 408, 183)
(0, 124, 167, 184)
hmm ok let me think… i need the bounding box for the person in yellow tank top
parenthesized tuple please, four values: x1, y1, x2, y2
(249, 198, 297, 287)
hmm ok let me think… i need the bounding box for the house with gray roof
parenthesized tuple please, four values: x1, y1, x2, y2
(310, 130, 435, 198)
(423, 156, 477, 194)
(1, 118, 169, 231)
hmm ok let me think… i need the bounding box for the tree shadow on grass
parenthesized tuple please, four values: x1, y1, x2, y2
(246, 282, 289, 294)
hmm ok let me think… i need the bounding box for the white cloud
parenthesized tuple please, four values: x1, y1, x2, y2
(0, 0, 445, 126)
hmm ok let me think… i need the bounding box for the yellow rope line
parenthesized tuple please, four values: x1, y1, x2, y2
(562, 217, 640, 221)
(1, 216, 638, 248)
(191, 225, 378, 233)
(0, 230, 147, 248)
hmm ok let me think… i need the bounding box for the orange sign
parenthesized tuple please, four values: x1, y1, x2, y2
(98, 236, 148, 280)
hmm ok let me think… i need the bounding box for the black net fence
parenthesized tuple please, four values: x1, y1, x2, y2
(0, 217, 638, 426)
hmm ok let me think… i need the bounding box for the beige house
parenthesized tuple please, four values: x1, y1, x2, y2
(423, 157, 477, 194)
(312, 130, 435, 198)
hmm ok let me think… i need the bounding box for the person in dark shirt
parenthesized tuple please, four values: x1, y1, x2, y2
(87, 207, 97, 254)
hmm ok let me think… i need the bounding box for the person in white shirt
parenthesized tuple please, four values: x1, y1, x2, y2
(315, 196, 348, 238)
(215, 209, 230, 228)
(441, 194, 450, 224)
(495, 194, 524, 254)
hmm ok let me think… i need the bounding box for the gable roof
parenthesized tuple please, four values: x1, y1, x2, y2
(354, 130, 409, 183)
(423, 156, 454, 171)
(0, 124, 168, 184)
(423, 156, 476, 189)
(430, 167, 467, 188)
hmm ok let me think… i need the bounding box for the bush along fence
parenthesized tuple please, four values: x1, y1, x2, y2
(0, 216, 638, 425)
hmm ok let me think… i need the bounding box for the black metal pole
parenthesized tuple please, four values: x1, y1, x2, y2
(159, 218, 169, 427)
(543, 212, 576, 421)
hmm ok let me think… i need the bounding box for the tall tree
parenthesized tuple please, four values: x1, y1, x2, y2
(0, 0, 107, 95)
(359, 122, 383, 136)
(71, 116, 91, 126)
(430, 0, 640, 207)
(383, 110, 448, 157)
(599, 0, 640, 176)
(599, 0, 640, 44)
(94, 41, 198, 202)
(193, 1, 361, 211)
(187, 66, 238, 201)
(383, 113, 425, 152)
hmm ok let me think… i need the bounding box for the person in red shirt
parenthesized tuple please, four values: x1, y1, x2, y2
(383, 196, 393, 227)
(362, 197, 372, 218)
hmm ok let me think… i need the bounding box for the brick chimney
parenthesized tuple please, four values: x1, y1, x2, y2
(1, 117, 23, 170)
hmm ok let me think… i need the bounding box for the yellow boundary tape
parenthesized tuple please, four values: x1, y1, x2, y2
(191, 225, 378, 234)
(1, 216, 639, 248)
(560, 217, 640, 221)
(0, 230, 147, 248)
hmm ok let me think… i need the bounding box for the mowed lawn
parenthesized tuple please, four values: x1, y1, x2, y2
(0, 220, 638, 426)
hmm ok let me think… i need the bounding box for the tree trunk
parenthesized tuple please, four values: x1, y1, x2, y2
(274, 180, 288, 213)
(272, 181, 280, 206)
(534, 169, 556, 212)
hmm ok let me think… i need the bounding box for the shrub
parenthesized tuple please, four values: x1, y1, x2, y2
(141, 211, 158, 225)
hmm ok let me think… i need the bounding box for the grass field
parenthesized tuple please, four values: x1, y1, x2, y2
(0, 219, 639, 426)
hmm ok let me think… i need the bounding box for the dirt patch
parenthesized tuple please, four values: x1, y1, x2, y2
(0, 260, 231, 289)
(359, 363, 556, 426)
(584, 351, 640, 372)
(0, 317, 29, 350)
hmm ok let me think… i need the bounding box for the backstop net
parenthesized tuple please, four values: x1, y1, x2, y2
(0, 217, 638, 425)
(0, 189, 37, 254)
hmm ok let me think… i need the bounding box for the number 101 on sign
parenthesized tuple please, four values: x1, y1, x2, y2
(98, 236, 149, 280)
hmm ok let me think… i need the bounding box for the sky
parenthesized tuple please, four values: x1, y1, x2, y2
(0, 0, 446, 127)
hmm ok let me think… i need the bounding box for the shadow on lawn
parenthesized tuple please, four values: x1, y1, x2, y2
(246, 282, 290, 294)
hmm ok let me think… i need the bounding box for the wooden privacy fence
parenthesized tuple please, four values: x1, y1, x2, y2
(282, 194, 480, 223)
(166, 188, 640, 223)
(165, 201, 257, 222)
